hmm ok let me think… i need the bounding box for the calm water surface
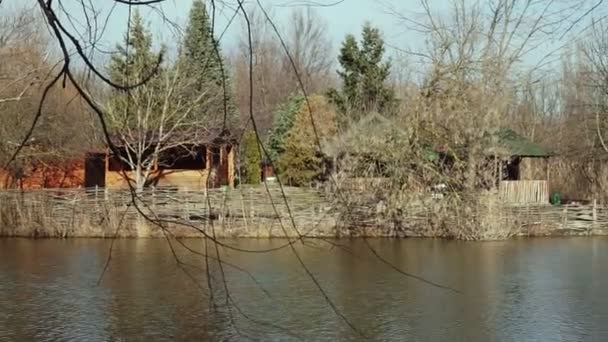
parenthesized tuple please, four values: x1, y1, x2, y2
(1, 238, 608, 341)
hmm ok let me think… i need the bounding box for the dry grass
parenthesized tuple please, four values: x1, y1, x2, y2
(0, 193, 128, 238)
(0, 187, 340, 238)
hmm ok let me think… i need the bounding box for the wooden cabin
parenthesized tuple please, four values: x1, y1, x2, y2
(0, 133, 237, 191)
(84, 138, 236, 190)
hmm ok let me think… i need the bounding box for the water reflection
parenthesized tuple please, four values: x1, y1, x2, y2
(1, 238, 608, 341)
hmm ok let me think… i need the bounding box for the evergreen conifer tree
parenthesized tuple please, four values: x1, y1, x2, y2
(107, 9, 164, 123)
(180, 0, 237, 128)
(240, 128, 261, 185)
(327, 23, 396, 125)
(277, 96, 337, 186)
(266, 95, 305, 162)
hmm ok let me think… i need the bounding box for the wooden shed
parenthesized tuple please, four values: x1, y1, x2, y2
(260, 159, 276, 182)
(488, 129, 553, 204)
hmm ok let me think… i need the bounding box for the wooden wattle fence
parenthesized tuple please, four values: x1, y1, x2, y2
(0, 186, 338, 238)
(503, 201, 608, 233)
(1, 184, 607, 238)
(499, 180, 549, 204)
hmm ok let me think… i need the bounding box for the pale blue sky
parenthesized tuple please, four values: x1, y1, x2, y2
(58, 0, 432, 55)
(22, 0, 605, 74)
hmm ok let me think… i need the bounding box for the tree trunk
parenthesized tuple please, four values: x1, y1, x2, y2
(135, 164, 145, 193)
(133, 164, 150, 236)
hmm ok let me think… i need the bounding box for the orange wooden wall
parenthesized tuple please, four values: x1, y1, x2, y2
(0, 160, 85, 190)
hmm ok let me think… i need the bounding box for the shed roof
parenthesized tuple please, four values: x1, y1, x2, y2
(488, 128, 552, 158)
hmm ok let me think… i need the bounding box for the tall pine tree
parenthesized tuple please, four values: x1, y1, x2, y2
(327, 23, 396, 125)
(179, 0, 237, 129)
(107, 9, 164, 126)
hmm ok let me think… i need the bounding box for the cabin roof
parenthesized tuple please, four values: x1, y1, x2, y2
(86, 128, 237, 154)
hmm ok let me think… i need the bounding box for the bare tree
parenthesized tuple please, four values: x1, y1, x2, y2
(233, 6, 333, 134)
(552, 20, 608, 200)
(581, 20, 608, 148)
(232, 8, 282, 133)
(283, 7, 333, 94)
(0, 8, 47, 106)
(0, 7, 94, 187)
(393, 0, 566, 190)
(105, 59, 223, 191)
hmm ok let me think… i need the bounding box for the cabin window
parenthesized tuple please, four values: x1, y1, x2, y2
(161, 146, 206, 170)
(108, 147, 154, 172)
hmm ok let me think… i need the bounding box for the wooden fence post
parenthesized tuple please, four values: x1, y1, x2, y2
(593, 199, 597, 231)
(240, 187, 249, 232)
(184, 187, 188, 221)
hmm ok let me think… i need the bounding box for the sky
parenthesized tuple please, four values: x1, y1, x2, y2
(57, 0, 435, 56)
(10, 0, 604, 76)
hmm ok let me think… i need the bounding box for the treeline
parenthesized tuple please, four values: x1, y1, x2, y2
(239, 22, 397, 186)
(233, 1, 608, 203)
(2, 1, 608, 201)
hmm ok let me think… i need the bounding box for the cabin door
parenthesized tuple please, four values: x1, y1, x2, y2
(84, 153, 106, 188)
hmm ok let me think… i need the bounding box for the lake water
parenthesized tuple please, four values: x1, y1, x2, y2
(1, 238, 608, 341)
